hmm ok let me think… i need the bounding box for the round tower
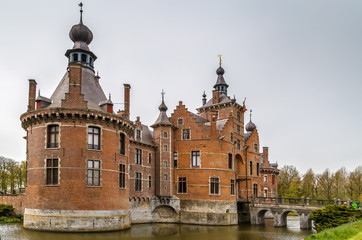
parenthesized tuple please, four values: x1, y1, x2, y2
(21, 4, 133, 232)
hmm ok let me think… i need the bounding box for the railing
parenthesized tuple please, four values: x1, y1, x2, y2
(251, 196, 337, 206)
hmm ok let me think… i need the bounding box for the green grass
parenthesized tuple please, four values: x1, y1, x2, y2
(304, 220, 362, 240)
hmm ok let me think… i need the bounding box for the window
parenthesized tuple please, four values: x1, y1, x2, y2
(237, 111, 241, 121)
(272, 175, 275, 185)
(182, 129, 190, 140)
(73, 53, 78, 62)
(191, 151, 200, 167)
(237, 139, 241, 150)
(135, 172, 142, 191)
(215, 111, 219, 120)
(164, 174, 167, 180)
(264, 175, 268, 183)
(89, 57, 93, 67)
(173, 152, 178, 167)
(135, 148, 142, 164)
(119, 133, 126, 155)
(256, 163, 260, 176)
(148, 176, 152, 188)
(119, 164, 126, 188)
(136, 130, 141, 138)
(237, 125, 241, 134)
(178, 177, 187, 193)
(249, 161, 253, 175)
(148, 153, 152, 164)
(178, 118, 183, 125)
(264, 188, 268, 197)
(253, 183, 258, 197)
(228, 153, 232, 169)
(164, 145, 167, 152)
(163, 132, 168, 138)
(164, 161, 167, 167)
(230, 132, 233, 143)
(87, 160, 100, 186)
(231, 179, 235, 196)
(88, 127, 100, 150)
(46, 159, 58, 185)
(81, 54, 87, 62)
(47, 125, 59, 148)
(210, 177, 219, 195)
(254, 144, 258, 153)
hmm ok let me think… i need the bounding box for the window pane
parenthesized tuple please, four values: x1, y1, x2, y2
(94, 161, 100, 169)
(94, 170, 100, 185)
(47, 159, 52, 167)
(53, 169, 58, 184)
(88, 160, 93, 168)
(87, 170, 93, 185)
(53, 159, 58, 167)
(88, 133, 93, 144)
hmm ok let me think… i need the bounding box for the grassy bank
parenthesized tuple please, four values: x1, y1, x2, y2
(304, 220, 362, 240)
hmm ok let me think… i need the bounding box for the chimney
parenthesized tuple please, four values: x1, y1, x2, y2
(123, 84, 131, 119)
(263, 147, 269, 163)
(212, 89, 219, 104)
(27, 79, 37, 111)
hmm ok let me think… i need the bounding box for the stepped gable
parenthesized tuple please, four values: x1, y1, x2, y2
(199, 93, 233, 109)
(48, 68, 107, 111)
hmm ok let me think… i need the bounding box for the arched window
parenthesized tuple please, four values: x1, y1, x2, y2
(81, 54, 87, 63)
(163, 131, 167, 138)
(164, 161, 167, 167)
(73, 53, 78, 62)
(148, 176, 152, 188)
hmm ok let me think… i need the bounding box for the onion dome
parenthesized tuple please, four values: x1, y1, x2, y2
(69, 23, 93, 45)
(151, 90, 171, 127)
(245, 109, 256, 132)
(245, 120, 256, 132)
(158, 101, 168, 112)
(213, 56, 229, 94)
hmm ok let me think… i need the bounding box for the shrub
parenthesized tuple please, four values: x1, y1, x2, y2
(309, 205, 362, 232)
(0, 204, 15, 217)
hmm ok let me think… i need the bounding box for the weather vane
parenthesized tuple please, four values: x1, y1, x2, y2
(79, 2, 83, 23)
(218, 54, 222, 67)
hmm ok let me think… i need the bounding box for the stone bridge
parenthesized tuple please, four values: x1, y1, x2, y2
(248, 197, 336, 229)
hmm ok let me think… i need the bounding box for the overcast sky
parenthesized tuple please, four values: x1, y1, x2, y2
(0, 0, 361, 174)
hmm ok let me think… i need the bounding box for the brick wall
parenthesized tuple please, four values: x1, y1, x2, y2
(0, 194, 25, 214)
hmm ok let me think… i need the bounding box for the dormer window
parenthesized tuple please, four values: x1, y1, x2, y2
(73, 53, 78, 62)
(81, 54, 87, 63)
(178, 118, 183, 125)
(254, 144, 258, 153)
(136, 130, 141, 139)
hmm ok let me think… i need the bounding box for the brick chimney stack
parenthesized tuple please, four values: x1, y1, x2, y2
(27, 79, 37, 111)
(123, 84, 131, 119)
(212, 89, 219, 104)
(263, 147, 269, 164)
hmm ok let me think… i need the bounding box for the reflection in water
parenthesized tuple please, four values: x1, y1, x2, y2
(0, 217, 314, 240)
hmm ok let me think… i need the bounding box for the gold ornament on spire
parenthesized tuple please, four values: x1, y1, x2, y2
(218, 54, 222, 67)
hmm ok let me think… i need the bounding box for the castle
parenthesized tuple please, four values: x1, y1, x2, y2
(20, 5, 279, 232)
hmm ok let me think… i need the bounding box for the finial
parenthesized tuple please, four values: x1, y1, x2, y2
(79, 2, 83, 24)
(37, 89, 40, 97)
(250, 109, 252, 121)
(218, 54, 222, 67)
(109, 92, 111, 100)
(202, 91, 206, 98)
(161, 89, 165, 102)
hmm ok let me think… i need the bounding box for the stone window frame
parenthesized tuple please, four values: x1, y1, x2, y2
(177, 176, 187, 194)
(119, 163, 126, 189)
(264, 187, 268, 197)
(148, 175, 152, 189)
(191, 150, 201, 167)
(136, 129, 142, 140)
(86, 125, 102, 151)
(256, 162, 260, 176)
(209, 176, 220, 195)
(249, 161, 253, 176)
(164, 161, 167, 167)
(230, 179, 235, 196)
(182, 128, 191, 140)
(164, 174, 167, 180)
(135, 148, 142, 165)
(163, 131, 168, 138)
(178, 118, 183, 125)
(119, 132, 126, 156)
(264, 175, 268, 183)
(86, 159, 101, 187)
(163, 145, 168, 152)
(237, 111, 241, 121)
(237, 139, 241, 150)
(230, 132, 233, 143)
(45, 123, 60, 149)
(237, 125, 241, 134)
(253, 183, 258, 197)
(253, 143, 258, 153)
(173, 152, 178, 168)
(148, 153, 152, 164)
(45, 158, 60, 186)
(135, 172, 142, 191)
(228, 153, 233, 169)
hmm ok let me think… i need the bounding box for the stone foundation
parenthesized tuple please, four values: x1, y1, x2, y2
(180, 199, 238, 225)
(23, 209, 130, 232)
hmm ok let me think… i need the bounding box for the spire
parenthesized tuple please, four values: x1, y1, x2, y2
(158, 89, 168, 112)
(202, 91, 207, 105)
(245, 109, 256, 132)
(79, 2, 83, 24)
(152, 90, 171, 127)
(213, 55, 229, 95)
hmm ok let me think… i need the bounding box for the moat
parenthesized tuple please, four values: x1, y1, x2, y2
(1, 216, 314, 240)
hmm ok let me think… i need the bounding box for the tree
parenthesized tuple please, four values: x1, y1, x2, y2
(300, 168, 316, 198)
(346, 166, 362, 201)
(277, 165, 301, 198)
(333, 167, 346, 200)
(0, 157, 9, 192)
(317, 169, 334, 200)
